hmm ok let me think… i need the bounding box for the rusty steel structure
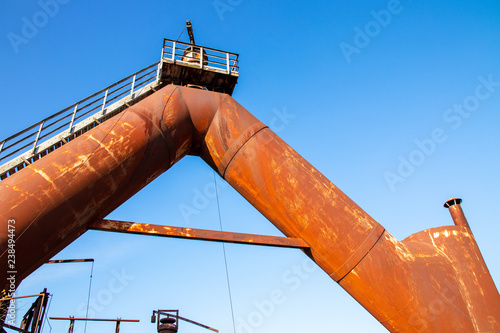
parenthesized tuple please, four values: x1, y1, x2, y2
(49, 317, 139, 333)
(1, 30, 499, 331)
(89, 219, 310, 249)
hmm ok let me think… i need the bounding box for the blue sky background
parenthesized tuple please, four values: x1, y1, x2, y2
(1, 0, 500, 332)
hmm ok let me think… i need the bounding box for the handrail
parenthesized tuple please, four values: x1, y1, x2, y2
(162, 38, 239, 75)
(0, 41, 239, 178)
(0, 62, 160, 166)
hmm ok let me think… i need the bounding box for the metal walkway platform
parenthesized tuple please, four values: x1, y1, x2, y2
(0, 39, 239, 180)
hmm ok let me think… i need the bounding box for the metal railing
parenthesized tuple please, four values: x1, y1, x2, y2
(162, 38, 239, 75)
(0, 62, 161, 177)
(0, 41, 239, 179)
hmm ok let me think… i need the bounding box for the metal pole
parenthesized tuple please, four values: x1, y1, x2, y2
(155, 62, 161, 84)
(33, 292, 46, 333)
(101, 89, 109, 114)
(444, 198, 470, 228)
(130, 75, 136, 97)
(68, 318, 74, 333)
(31, 121, 45, 154)
(68, 104, 79, 134)
(200, 47, 204, 69)
(0, 140, 5, 156)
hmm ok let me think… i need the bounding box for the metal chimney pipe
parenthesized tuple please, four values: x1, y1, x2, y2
(444, 198, 470, 229)
(158, 317, 177, 333)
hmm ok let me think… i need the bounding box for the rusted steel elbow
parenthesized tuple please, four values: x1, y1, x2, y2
(0, 85, 230, 285)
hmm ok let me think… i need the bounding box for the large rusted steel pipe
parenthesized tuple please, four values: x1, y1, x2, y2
(1, 85, 499, 332)
(0, 85, 218, 285)
(199, 98, 500, 332)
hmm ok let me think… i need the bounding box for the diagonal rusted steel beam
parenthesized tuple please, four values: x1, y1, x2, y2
(88, 219, 310, 249)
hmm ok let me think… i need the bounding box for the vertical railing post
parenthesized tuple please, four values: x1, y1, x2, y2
(68, 104, 79, 134)
(115, 320, 121, 333)
(101, 89, 109, 114)
(155, 62, 161, 84)
(172, 42, 176, 63)
(130, 75, 136, 97)
(0, 140, 5, 156)
(199, 47, 204, 69)
(226, 53, 230, 74)
(32, 120, 45, 154)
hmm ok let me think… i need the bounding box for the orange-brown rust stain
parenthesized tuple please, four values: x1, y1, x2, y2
(199, 95, 500, 331)
(0, 85, 194, 286)
(213, 121, 383, 278)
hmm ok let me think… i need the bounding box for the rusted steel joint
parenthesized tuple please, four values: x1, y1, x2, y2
(217, 122, 268, 177)
(332, 224, 386, 282)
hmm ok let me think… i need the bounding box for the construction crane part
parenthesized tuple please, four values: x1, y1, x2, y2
(186, 20, 195, 45)
(1, 85, 499, 332)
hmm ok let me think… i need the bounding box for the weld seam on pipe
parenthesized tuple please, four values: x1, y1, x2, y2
(217, 122, 268, 178)
(332, 224, 386, 282)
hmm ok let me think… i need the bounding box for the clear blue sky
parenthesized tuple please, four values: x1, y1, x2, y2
(1, 1, 500, 332)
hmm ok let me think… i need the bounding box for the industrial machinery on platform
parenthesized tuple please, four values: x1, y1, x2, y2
(151, 309, 218, 333)
(1, 22, 499, 332)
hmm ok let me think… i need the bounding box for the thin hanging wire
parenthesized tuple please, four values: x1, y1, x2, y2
(84, 260, 94, 333)
(213, 172, 237, 333)
(175, 25, 187, 42)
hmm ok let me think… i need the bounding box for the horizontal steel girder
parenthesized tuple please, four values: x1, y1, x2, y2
(88, 219, 310, 249)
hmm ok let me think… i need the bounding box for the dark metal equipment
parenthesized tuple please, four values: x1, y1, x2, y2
(0, 289, 49, 333)
(186, 20, 195, 45)
(151, 310, 218, 333)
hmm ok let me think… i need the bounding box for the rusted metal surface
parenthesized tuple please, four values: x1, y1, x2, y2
(46, 259, 94, 264)
(49, 317, 140, 322)
(1, 84, 499, 332)
(89, 219, 310, 249)
(1, 85, 190, 285)
(49, 317, 139, 333)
